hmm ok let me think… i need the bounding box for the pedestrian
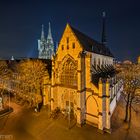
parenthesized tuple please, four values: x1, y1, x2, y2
(34, 107, 37, 112)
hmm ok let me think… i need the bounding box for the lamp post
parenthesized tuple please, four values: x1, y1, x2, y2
(68, 90, 71, 129)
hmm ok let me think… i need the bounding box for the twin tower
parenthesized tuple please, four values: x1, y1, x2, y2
(38, 23, 55, 59)
(38, 12, 107, 60)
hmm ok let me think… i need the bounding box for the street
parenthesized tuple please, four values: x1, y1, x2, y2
(0, 96, 140, 140)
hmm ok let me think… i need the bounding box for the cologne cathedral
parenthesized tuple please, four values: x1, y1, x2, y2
(38, 23, 54, 59)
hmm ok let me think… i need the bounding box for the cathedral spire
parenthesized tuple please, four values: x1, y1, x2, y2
(47, 22, 53, 43)
(101, 11, 107, 46)
(47, 22, 53, 40)
(41, 24, 45, 40)
(47, 22, 54, 46)
(38, 23, 55, 59)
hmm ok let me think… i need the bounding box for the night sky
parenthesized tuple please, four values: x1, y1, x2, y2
(0, 0, 140, 62)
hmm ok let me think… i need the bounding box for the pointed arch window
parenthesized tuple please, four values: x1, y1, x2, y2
(60, 58, 77, 87)
(72, 43, 75, 49)
(66, 37, 69, 44)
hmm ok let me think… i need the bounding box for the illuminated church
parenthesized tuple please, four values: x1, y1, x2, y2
(38, 23, 54, 59)
(43, 13, 123, 133)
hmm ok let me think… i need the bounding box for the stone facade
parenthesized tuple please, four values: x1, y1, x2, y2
(138, 56, 140, 64)
(43, 24, 123, 132)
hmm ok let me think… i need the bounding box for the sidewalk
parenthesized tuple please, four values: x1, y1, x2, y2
(1, 98, 140, 140)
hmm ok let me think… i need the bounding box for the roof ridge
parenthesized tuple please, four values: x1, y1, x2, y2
(70, 25, 100, 44)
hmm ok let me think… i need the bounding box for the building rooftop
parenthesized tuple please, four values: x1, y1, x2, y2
(70, 24, 114, 57)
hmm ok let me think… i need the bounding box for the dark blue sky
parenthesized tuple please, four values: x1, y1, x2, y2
(0, 0, 140, 62)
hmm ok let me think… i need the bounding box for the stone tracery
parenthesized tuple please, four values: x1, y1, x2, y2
(60, 55, 77, 87)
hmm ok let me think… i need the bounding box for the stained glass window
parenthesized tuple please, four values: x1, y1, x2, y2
(60, 58, 77, 87)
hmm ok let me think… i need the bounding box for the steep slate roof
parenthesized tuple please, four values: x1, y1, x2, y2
(70, 25, 114, 57)
(91, 65, 117, 87)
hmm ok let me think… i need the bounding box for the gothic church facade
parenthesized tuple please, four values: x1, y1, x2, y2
(38, 23, 54, 59)
(42, 14, 123, 133)
(48, 21, 123, 132)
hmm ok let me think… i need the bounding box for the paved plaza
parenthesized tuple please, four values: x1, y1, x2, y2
(0, 96, 140, 140)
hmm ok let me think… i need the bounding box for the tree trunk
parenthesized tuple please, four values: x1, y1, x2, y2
(1, 89, 5, 108)
(128, 96, 133, 128)
(124, 93, 130, 122)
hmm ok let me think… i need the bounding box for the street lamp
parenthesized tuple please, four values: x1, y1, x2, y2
(68, 90, 71, 129)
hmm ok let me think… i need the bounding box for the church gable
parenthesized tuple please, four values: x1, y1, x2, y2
(56, 24, 83, 61)
(56, 23, 113, 62)
(70, 26, 113, 57)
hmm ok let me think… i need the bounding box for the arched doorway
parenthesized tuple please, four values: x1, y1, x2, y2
(86, 95, 99, 125)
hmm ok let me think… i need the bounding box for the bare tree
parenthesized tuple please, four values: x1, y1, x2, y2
(0, 60, 12, 107)
(119, 64, 140, 127)
(17, 59, 49, 110)
(0, 60, 11, 79)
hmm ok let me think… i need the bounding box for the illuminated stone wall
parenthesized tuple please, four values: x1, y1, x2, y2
(50, 24, 121, 133)
(138, 56, 140, 64)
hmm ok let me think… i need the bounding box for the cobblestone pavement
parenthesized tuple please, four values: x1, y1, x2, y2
(0, 96, 140, 140)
